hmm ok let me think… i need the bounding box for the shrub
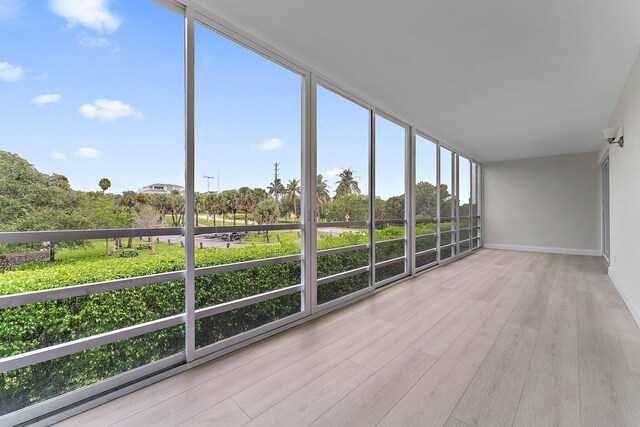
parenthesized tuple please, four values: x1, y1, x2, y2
(0, 228, 407, 415)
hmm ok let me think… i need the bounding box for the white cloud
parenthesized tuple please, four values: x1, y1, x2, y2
(78, 98, 143, 121)
(0, 0, 23, 18)
(31, 93, 62, 105)
(50, 151, 66, 160)
(74, 147, 103, 159)
(256, 138, 284, 151)
(325, 167, 343, 177)
(77, 33, 111, 48)
(0, 61, 23, 82)
(50, 0, 121, 33)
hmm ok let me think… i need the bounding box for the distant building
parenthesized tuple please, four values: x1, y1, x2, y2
(137, 183, 184, 195)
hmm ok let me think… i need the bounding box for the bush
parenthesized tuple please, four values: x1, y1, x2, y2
(0, 228, 408, 415)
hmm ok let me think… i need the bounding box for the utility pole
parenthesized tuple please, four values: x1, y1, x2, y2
(203, 175, 215, 193)
(274, 162, 280, 203)
(217, 170, 220, 193)
(203, 174, 215, 222)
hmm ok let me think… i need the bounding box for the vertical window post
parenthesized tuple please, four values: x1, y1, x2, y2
(369, 110, 376, 288)
(184, 6, 196, 362)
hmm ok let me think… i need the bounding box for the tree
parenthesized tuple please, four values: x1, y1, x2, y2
(316, 174, 331, 220)
(383, 195, 405, 220)
(133, 206, 161, 254)
(326, 194, 368, 222)
(254, 199, 280, 242)
(167, 190, 185, 226)
(0, 151, 90, 260)
(285, 178, 301, 218)
(152, 191, 184, 227)
(116, 191, 138, 247)
(98, 178, 111, 193)
(249, 188, 268, 225)
(194, 192, 204, 226)
(237, 187, 252, 225)
(204, 192, 219, 224)
(335, 168, 360, 198)
(267, 178, 285, 203)
(223, 190, 240, 225)
(415, 181, 451, 218)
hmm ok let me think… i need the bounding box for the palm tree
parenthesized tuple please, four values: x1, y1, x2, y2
(223, 190, 240, 225)
(194, 192, 205, 226)
(204, 193, 219, 224)
(98, 178, 111, 193)
(250, 188, 268, 228)
(116, 191, 138, 247)
(335, 168, 360, 198)
(237, 186, 252, 225)
(267, 178, 285, 203)
(254, 199, 280, 242)
(316, 174, 331, 220)
(217, 193, 229, 225)
(285, 178, 301, 218)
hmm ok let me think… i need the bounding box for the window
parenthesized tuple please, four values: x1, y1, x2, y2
(458, 156, 472, 253)
(374, 114, 407, 284)
(0, 2, 484, 421)
(415, 135, 438, 268)
(193, 21, 304, 350)
(439, 147, 455, 260)
(0, 1, 185, 416)
(315, 84, 371, 305)
(472, 162, 482, 247)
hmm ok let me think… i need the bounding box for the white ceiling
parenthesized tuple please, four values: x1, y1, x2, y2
(195, 0, 640, 162)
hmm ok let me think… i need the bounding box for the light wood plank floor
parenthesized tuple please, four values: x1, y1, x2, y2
(57, 249, 640, 427)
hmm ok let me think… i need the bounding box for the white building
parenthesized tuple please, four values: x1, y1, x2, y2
(137, 183, 184, 195)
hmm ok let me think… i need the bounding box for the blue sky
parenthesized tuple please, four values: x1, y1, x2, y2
(0, 0, 435, 200)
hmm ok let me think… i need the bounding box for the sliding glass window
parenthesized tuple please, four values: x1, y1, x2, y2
(439, 147, 455, 261)
(472, 162, 481, 248)
(193, 20, 304, 351)
(0, 1, 185, 416)
(458, 156, 472, 253)
(374, 114, 407, 285)
(415, 135, 438, 269)
(315, 84, 371, 306)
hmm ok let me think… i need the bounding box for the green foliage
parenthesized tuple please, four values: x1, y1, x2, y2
(334, 168, 361, 198)
(0, 226, 415, 415)
(0, 255, 10, 273)
(254, 199, 280, 226)
(0, 150, 441, 415)
(325, 194, 368, 221)
(98, 177, 111, 193)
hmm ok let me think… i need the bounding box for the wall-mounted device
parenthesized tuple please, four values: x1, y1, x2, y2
(602, 126, 624, 147)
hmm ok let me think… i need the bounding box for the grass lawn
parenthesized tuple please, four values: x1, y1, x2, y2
(241, 229, 301, 244)
(14, 238, 185, 270)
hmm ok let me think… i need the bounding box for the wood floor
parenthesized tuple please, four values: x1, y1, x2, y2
(57, 249, 640, 427)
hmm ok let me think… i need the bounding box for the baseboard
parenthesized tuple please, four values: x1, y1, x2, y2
(608, 267, 640, 329)
(483, 243, 601, 256)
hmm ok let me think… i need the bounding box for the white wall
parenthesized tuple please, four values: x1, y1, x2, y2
(483, 152, 601, 255)
(600, 51, 640, 326)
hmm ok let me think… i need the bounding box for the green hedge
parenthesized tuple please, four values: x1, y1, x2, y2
(0, 227, 411, 415)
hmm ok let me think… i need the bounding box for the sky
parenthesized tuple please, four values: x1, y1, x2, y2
(0, 0, 440, 200)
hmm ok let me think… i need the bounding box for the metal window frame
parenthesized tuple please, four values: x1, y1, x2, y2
(0, 314, 184, 374)
(194, 284, 304, 320)
(312, 77, 375, 311)
(372, 110, 411, 288)
(0, 270, 185, 309)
